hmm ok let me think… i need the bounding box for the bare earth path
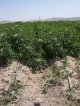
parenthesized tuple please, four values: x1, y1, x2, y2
(0, 60, 79, 106)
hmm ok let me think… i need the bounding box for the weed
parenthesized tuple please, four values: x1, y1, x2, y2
(0, 82, 23, 105)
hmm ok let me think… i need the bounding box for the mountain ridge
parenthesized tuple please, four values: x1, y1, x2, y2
(0, 17, 80, 23)
(45, 17, 80, 21)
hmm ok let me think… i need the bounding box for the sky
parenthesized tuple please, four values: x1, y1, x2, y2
(0, 0, 80, 21)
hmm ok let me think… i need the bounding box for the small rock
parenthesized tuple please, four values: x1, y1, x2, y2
(28, 77, 32, 80)
(34, 98, 42, 106)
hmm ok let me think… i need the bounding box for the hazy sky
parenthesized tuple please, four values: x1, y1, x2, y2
(0, 0, 80, 21)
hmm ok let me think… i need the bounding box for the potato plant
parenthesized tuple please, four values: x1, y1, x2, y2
(0, 21, 80, 72)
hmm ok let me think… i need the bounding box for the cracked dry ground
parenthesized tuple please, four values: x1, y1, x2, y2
(0, 61, 79, 106)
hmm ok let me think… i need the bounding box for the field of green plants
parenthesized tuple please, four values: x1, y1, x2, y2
(0, 21, 80, 72)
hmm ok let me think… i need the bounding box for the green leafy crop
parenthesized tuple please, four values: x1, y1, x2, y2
(0, 21, 80, 72)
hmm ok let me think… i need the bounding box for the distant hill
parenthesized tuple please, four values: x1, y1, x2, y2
(27, 17, 80, 22)
(45, 17, 80, 21)
(0, 20, 12, 24)
(0, 17, 80, 23)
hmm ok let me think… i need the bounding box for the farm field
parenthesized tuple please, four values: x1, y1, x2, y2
(0, 21, 80, 70)
(0, 21, 80, 106)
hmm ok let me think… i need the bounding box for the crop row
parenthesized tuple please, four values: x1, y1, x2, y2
(0, 21, 80, 72)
